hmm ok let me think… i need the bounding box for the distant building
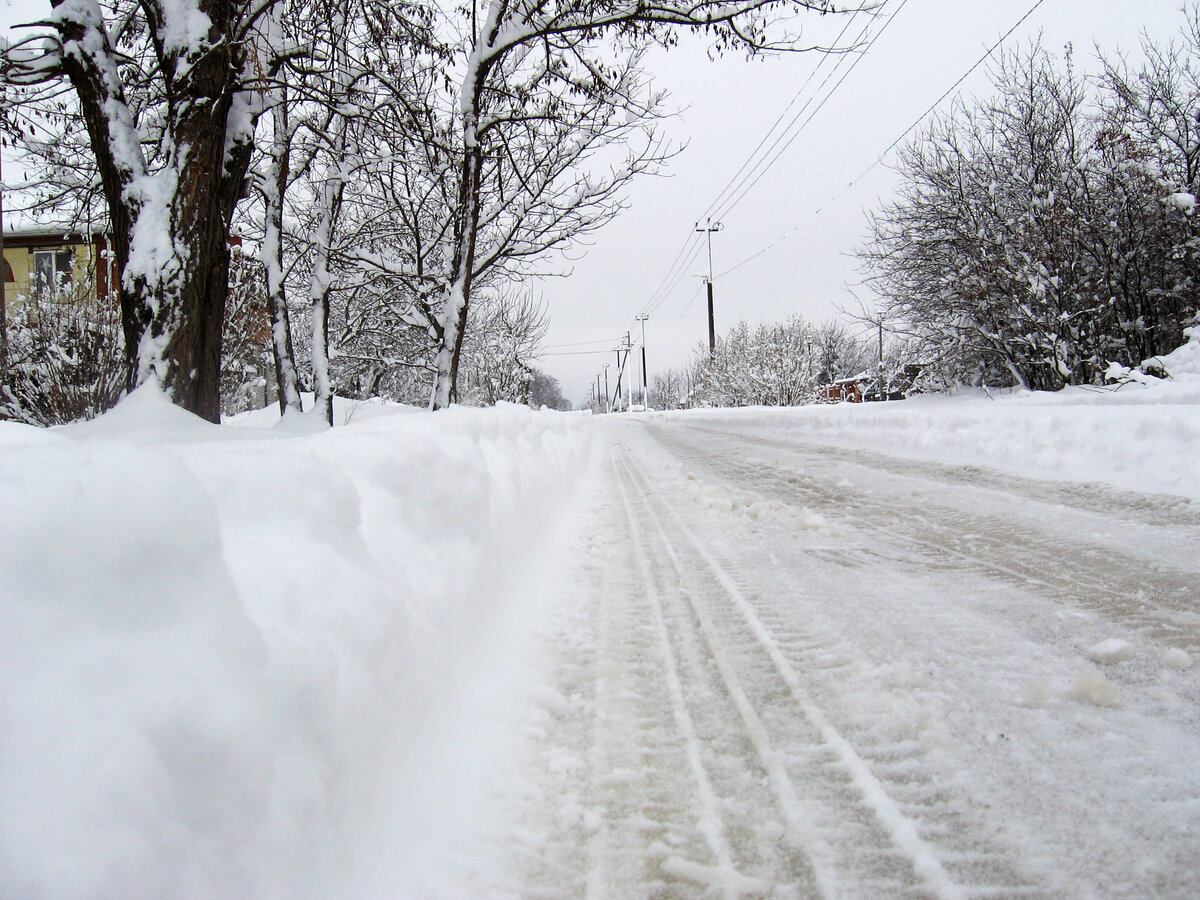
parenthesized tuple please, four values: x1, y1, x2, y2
(824, 374, 867, 403)
(824, 364, 925, 403)
(2, 227, 119, 308)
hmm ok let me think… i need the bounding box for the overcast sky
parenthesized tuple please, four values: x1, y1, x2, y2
(2, 0, 1191, 406)
(531, 1, 1191, 405)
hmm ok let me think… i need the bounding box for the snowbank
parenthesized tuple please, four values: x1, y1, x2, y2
(668, 332, 1200, 502)
(0, 389, 595, 899)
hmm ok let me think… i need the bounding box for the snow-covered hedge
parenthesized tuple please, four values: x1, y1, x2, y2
(0, 390, 594, 898)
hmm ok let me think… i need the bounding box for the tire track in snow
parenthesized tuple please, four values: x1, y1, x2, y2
(615, 436, 1053, 899)
(653, 425, 1200, 656)
(579, 500, 718, 900)
(616, 452, 972, 900)
(609, 453, 825, 897)
(514, 451, 785, 898)
(611, 456, 758, 898)
(684, 424, 1200, 529)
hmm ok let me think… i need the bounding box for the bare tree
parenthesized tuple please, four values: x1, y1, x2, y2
(684, 316, 873, 407)
(861, 32, 1199, 391)
(528, 369, 570, 410)
(1100, 6, 1200, 359)
(428, 0, 865, 409)
(457, 290, 549, 405)
(2, 0, 288, 421)
(652, 367, 686, 410)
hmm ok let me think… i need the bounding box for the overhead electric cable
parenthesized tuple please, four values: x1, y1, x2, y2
(538, 349, 615, 357)
(639, 229, 704, 315)
(635, 0, 903, 318)
(636, 6, 880, 318)
(678, 282, 707, 318)
(641, 233, 707, 318)
(710, 0, 912, 222)
(717, 0, 1051, 279)
(542, 336, 624, 350)
(694, 6, 872, 224)
(813, 0, 1050, 217)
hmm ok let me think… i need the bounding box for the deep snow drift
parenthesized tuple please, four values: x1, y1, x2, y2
(0, 391, 596, 898)
(1, 329, 1198, 898)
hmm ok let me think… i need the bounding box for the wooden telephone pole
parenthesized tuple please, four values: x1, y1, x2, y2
(696, 219, 722, 358)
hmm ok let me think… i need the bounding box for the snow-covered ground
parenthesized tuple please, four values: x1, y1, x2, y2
(671, 335, 1200, 504)
(2, 334, 1198, 898)
(0, 391, 596, 898)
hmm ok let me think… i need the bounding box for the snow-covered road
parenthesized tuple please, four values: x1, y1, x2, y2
(495, 416, 1200, 899)
(5, 387, 1199, 898)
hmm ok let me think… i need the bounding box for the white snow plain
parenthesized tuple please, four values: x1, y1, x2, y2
(1, 331, 1198, 898)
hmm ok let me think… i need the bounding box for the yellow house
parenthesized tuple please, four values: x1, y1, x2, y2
(2, 228, 119, 310)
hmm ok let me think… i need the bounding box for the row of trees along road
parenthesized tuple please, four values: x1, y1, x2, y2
(860, 11, 1200, 392)
(1, 0, 863, 423)
(647, 316, 889, 409)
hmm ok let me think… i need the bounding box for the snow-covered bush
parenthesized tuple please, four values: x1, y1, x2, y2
(686, 317, 886, 407)
(861, 21, 1200, 391)
(219, 249, 276, 416)
(1, 280, 123, 425)
(1107, 318, 1200, 384)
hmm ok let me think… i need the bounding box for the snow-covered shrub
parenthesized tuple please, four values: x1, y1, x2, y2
(219, 249, 276, 416)
(862, 27, 1200, 392)
(687, 317, 883, 407)
(1, 280, 123, 426)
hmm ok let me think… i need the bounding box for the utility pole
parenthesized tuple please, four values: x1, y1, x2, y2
(613, 333, 631, 411)
(613, 346, 622, 411)
(877, 321, 885, 401)
(636, 313, 649, 409)
(602, 364, 610, 413)
(805, 338, 815, 403)
(696, 219, 722, 358)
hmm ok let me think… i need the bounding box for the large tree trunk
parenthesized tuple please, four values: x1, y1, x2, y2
(135, 196, 237, 420)
(308, 129, 350, 427)
(0, 150, 7, 380)
(53, 0, 256, 423)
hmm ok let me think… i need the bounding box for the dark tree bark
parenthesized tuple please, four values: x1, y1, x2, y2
(48, 0, 263, 422)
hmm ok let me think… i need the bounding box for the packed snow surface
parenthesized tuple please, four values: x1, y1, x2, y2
(2, 348, 1199, 897)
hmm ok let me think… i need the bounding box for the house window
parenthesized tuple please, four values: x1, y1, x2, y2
(33, 248, 74, 298)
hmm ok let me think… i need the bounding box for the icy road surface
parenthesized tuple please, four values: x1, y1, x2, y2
(492, 416, 1200, 900)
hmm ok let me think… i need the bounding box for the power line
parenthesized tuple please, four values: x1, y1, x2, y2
(602, 0, 1049, 384)
(642, 235, 706, 317)
(694, 6, 873, 224)
(718, 0, 1051, 279)
(538, 348, 615, 357)
(542, 336, 624, 350)
(637, 2, 903, 318)
(639, 230, 703, 314)
(710, 0, 912, 223)
(814, 0, 1051, 217)
(679, 281, 706, 318)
